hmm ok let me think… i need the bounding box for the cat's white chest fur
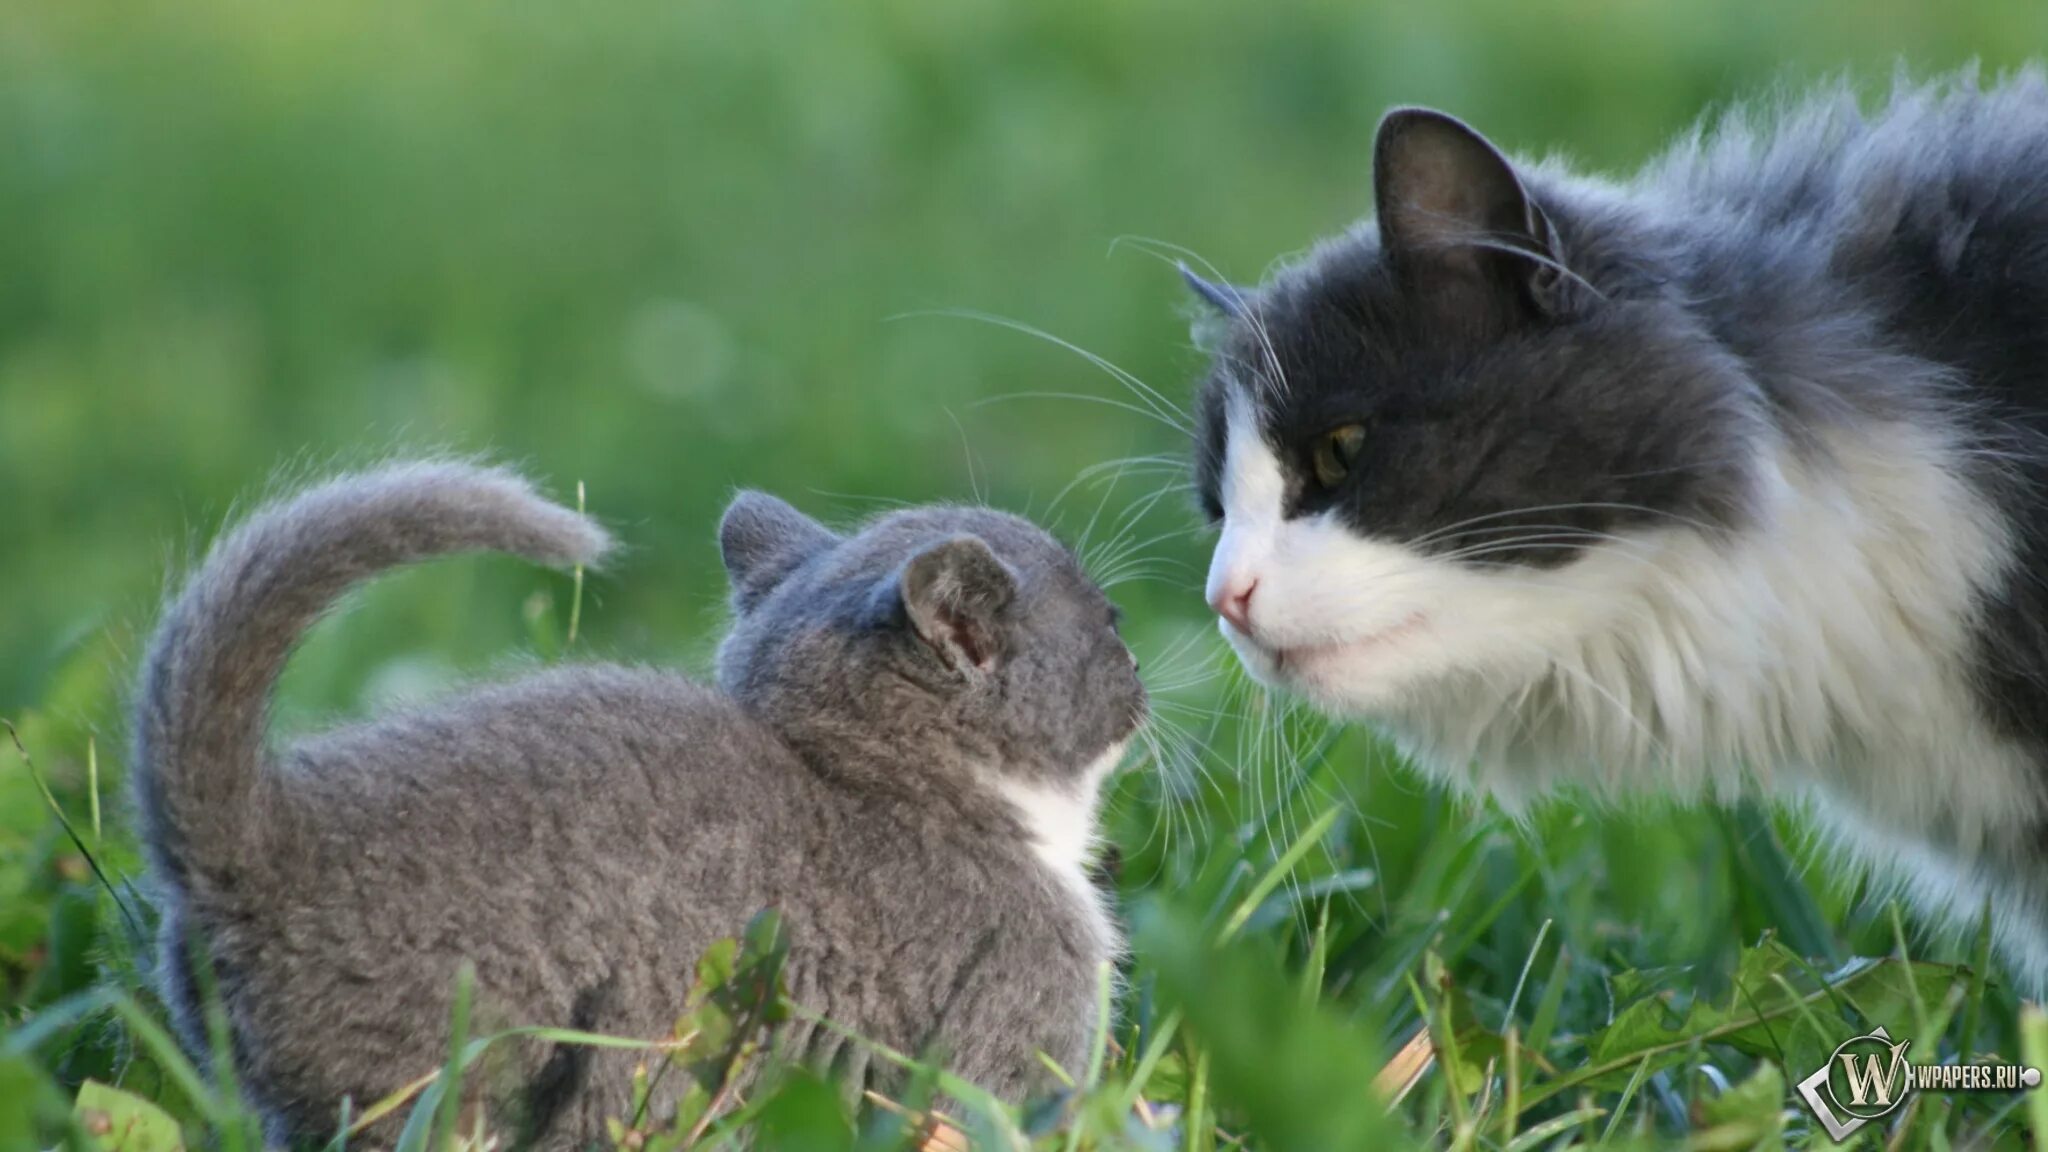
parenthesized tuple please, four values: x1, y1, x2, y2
(994, 742, 1124, 953)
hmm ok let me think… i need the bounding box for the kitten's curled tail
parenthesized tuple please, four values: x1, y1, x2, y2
(131, 461, 610, 896)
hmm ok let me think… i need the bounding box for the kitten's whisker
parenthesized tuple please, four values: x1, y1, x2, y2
(806, 488, 916, 513)
(1139, 625, 1218, 679)
(1073, 457, 1137, 571)
(943, 408, 986, 507)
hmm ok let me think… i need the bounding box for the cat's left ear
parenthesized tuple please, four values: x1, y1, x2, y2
(1373, 108, 1580, 316)
(1181, 265, 1256, 318)
(899, 535, 1017, 677)
(1181, 265, 1257, 354)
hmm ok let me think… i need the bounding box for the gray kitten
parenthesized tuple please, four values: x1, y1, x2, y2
(1183, 71, 2048, 989)
(131, 461, 1146, 1147)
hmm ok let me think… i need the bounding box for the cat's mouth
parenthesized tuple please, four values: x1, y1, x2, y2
(1247, 612, 1430, 676)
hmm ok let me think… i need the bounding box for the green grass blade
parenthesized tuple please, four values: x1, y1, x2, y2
(1219, 805, 1339, 943)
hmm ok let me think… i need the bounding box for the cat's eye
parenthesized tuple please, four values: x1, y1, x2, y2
(1311, 424, 1368, 489)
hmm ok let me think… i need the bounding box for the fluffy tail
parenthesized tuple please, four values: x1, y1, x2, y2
(132, 461, 611, 895)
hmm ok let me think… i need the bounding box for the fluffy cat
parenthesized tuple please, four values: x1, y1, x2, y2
(1182, 71, 2048, 989)
(131, 461, 1146, 1147)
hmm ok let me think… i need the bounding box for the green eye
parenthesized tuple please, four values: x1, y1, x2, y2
(1312, 424, 1367, 489)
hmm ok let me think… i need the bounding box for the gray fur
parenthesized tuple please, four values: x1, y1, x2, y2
(1187, 69, 2048, 984)
(133, 462, 1145, 1147)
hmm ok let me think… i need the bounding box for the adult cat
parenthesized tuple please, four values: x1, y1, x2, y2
(1182, 72, 2048, 989)
(132, 461, 1145, 1147)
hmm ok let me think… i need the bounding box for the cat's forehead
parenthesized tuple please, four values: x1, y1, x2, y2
(1214, 229, 1514, 406)
(1195, 245, 1413, 490)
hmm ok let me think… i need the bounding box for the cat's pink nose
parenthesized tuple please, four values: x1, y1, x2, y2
(1209, 577, 1258, 634)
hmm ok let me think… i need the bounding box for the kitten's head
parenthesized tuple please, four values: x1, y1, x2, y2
(1188, 108, 1766, 716)
(713, 493, 1145, 792)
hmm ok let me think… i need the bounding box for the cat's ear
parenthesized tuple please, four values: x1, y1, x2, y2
(719, 492, 838, 611)
(1181, 265, 1258, 354)
(1372, 107, 1577, 315)
(1182, 265, 1257, 318)
(899, 535, 1017, 677)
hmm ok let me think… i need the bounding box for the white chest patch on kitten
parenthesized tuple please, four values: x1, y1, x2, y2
(995, 741, 1125, 949)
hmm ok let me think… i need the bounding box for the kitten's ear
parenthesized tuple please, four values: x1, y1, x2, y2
(899, 535, 1017, 677)
(1373, 107, 1576, 314)
(720, 492, 837, 611)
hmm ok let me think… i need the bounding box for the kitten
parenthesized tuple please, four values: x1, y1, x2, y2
(131, 461, 1145, 1147)
(1182, 71, 2048, 990)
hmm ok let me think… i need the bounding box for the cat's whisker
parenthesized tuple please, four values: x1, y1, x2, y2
(1087, 486, 1186, 565)
(1139, 624, 1219, 678)
(897, 308, 1192, 435)
(1153, 716, 1220, 844)
(1292, 563, 1673, 625)
(1427, 536, 1653, 565)
(1410, 523, 1652, 550)
(1048, 455, 1189, 520)
(1113, 234, 1290, 400)
(1153, 698, 1239, 722)
(1084, 485, 1194, 581)
(1131, 710, 1217, 867)
(1072, 457, 1139, 572)
(1099, 551, 1200, 592)
(1147, 667, 1229, 696)
(1406, 501, 1725, 550)
(968, 390, 1187, 436)
(1093, 504, 1201, 564)
(1123, 728, 1176, 860)
(1101, 564, 1197, 592)
(1140, 647, 1231, 697)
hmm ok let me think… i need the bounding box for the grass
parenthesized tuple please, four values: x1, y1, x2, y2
(3, 611, 2036, 1149)
(4, 0, 2047, 1147)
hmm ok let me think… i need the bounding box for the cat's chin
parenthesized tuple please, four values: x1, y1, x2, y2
(1221, 613, 1431, 714)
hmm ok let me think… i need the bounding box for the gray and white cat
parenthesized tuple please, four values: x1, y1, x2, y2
(1182, 72, 2048, 989)
(131, 461, 1146, 1147)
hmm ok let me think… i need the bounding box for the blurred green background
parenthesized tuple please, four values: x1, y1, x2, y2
(8, 0, 2046, 710)
(5, 0, 2048, 1144)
